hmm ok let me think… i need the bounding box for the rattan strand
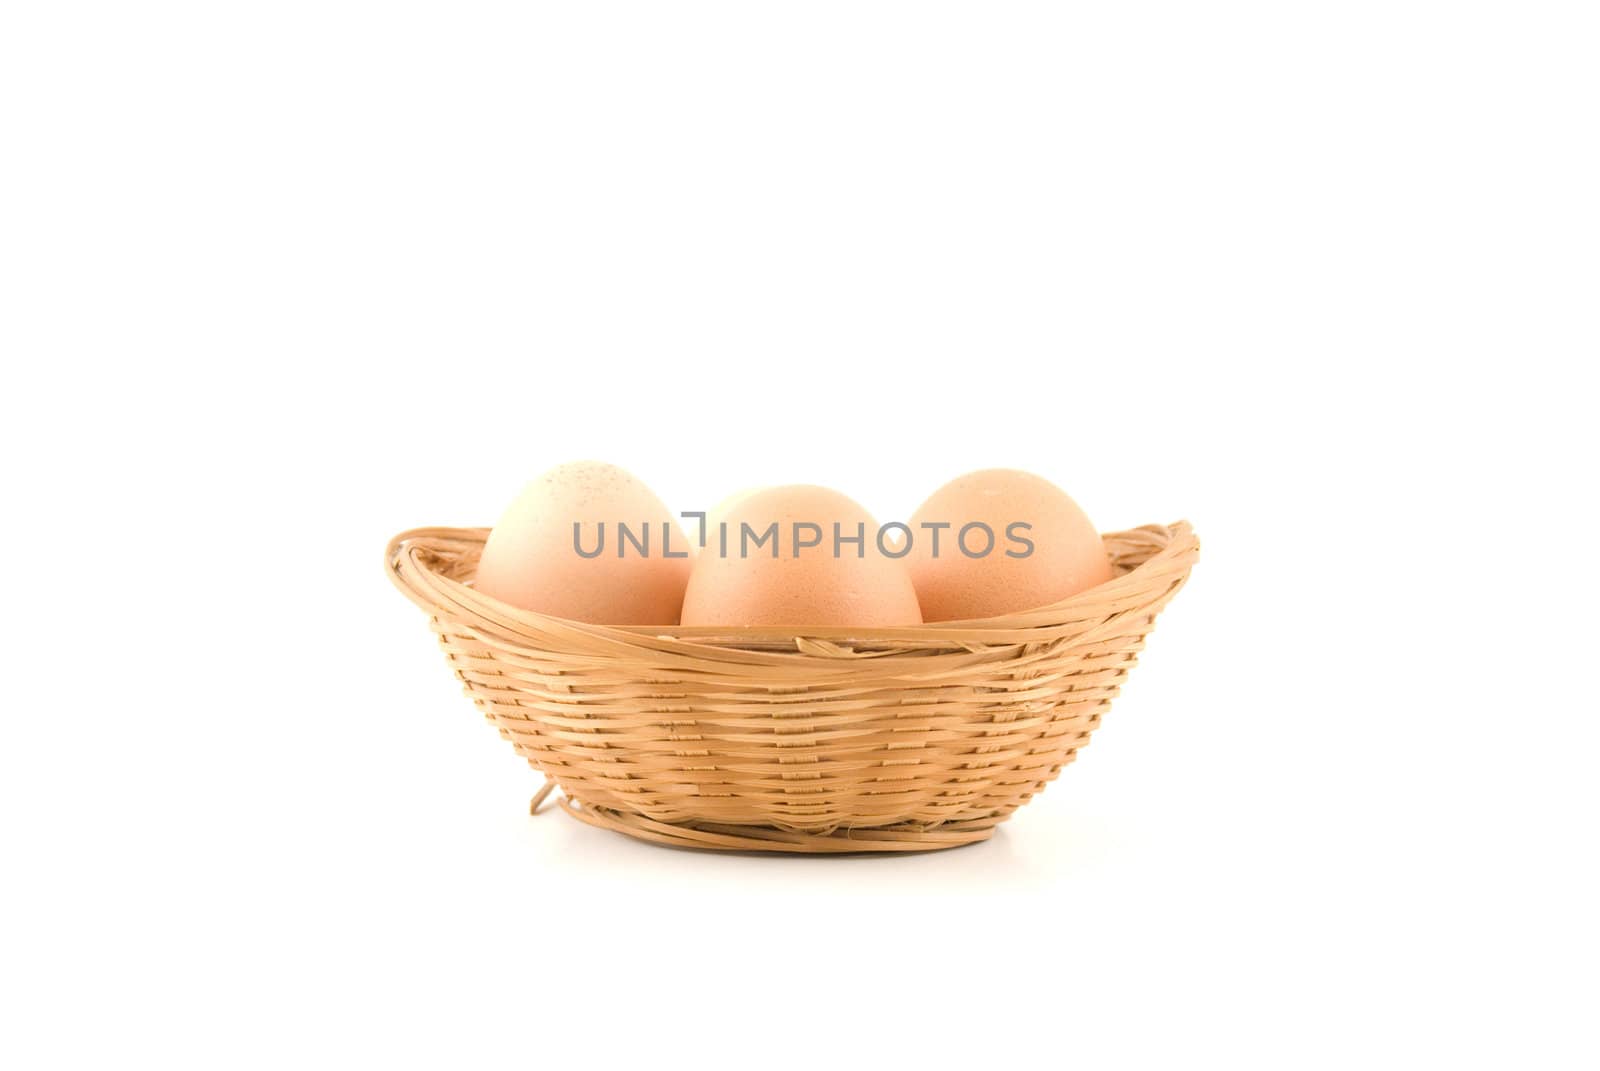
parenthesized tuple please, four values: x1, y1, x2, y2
(386, 521, 1198, 853)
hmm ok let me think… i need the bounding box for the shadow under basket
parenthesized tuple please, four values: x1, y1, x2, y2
(386, 521, 1198, 853)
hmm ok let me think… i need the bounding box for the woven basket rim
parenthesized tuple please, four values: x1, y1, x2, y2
(387, 519, 1198, 655)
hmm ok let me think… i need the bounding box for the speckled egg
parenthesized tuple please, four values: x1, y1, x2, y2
(475, 461, 693, 625)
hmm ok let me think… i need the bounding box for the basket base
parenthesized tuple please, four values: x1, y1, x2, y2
(550, 793, 1003, 854)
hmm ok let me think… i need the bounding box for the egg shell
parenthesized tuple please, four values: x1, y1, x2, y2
(680, 485, 922, 628)
(906, 469, 1113, 622)
(475, 461, 693, 625)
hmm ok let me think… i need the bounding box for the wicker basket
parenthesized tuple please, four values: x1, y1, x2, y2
(386, 521, 1198, 853)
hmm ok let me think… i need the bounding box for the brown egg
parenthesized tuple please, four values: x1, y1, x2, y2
(906, 469, 1113, 622)
(680, 486, 922, 628)
(475, 461, 693, 625)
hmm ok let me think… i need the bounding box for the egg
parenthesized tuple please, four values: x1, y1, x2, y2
(680, 486, 922, 628)
(906, 469, 1113, 621)
(475, 461, 693, 625)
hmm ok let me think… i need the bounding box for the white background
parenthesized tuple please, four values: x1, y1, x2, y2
(3, 2, 1596, 1068)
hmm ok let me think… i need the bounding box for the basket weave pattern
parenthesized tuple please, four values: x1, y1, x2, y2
(387, 521, 1197, 852)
